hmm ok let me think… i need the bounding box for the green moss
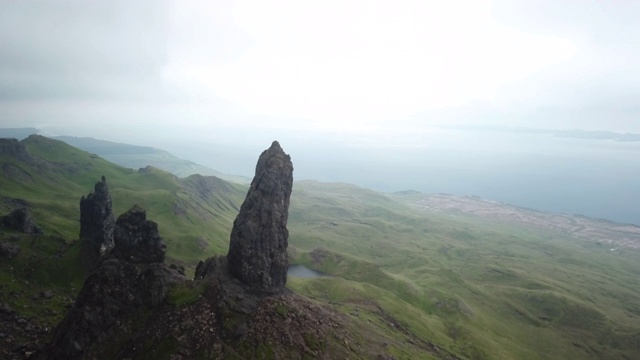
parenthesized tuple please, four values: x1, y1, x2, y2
(303, 333, 322, 352)
(275, 303, 289, 318)
(166, 281, 206, 306)
(255, 342, 276, 359)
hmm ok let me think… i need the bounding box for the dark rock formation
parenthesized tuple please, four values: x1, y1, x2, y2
(0, 207, 43, 234)
(42, 259, 184, 358)
(226, 140, 294, 293)
(111, 205, 166, 263)
(195, 255, 227, 280)
(35, 145, 391, 359)
(41, 201, 183, 359)
(0, 138, 32, 162)
(79, 176, 115, 260)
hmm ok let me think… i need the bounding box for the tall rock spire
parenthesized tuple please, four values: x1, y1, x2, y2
(79, 176, 116, 260)
(227, 141, 294, 293)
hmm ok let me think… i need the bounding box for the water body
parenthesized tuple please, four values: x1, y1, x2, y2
(167, 127, 640, 225)
(288, 129, 640, 225)
(287, 265, 327, 279)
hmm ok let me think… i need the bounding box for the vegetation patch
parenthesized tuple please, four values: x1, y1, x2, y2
(274, 303, 289, 318)
(167, 281, 207, 306)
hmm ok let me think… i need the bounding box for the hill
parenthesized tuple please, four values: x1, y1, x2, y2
(1, 135, 640, 359)
(0, 135, 246, 262)
(0, 128, 248, 183)
(54, 135, 250, 184)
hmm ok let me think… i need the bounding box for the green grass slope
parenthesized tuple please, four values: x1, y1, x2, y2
(0, 135, 246, 264)
(54, 135, 250, 183)
(0, 136, 246, 354)
(288, 181, 640, 359)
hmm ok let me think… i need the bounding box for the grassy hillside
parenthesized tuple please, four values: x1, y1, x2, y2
(287, 181, 640, 359)
(0, 135, 246, 263)
(2, 136, 639, 359)
(55, 135, 250, 183)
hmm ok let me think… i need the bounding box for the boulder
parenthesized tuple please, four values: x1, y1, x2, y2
(111, 205, 166, 263)
(0, 207, 42, 234)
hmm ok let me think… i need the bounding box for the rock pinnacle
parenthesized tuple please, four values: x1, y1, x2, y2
(227, 141, 294, 293)
(79, 176, 116, 261)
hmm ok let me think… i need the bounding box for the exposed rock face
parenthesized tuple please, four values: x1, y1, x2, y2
(43, 259, 184, 359)
(0, 138, 32, 161)
(41, 199, 183, 359)
(111, 205, 166, 263)
(0, 207, 43, 234)
(227, 141, 293, 293)
(79, 176, 115, 260)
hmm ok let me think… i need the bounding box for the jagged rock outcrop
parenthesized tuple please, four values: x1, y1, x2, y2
(79, 176, 115, 260)
(0, 207, 43, 234)
(0, 138, 32, 162)
(111, 205, 167, 263)
(42, 260, 184, 359)
(226, 140, 294, 293)
(195, 255, 226, 280)
(40, 199, 184, 359)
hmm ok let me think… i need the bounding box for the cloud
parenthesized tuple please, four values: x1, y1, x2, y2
(1, 0, 638, 134)
(162, 0, 576, 125)
(491, 0, 640, 112)
(0, 0, 169, 100)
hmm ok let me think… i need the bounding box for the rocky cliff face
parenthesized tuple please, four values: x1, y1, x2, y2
(226, 140, 294, 293)
(79, 176, 116, 261)
(0, 138, 32, 161)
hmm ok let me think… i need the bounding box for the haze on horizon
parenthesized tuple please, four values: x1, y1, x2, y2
(1, 0, 639, 224)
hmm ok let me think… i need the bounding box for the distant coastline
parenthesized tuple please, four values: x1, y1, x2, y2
(446, 125, 640, 142)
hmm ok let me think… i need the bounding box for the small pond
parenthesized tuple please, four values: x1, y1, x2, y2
(287, 265, 328, 279)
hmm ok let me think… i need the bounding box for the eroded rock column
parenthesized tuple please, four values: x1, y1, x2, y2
(80, 176, 115, 260)
(227, 141, 294, 293)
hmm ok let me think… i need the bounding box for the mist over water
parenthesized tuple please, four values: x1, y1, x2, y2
(170, 128, 640, 226)
(348, 130, 640, 225)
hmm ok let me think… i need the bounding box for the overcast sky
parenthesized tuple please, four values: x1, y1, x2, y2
(1, 0, 639, 147)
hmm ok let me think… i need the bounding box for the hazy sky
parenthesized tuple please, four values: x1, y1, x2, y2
(2, 1, 639, 223)
(1, 0, 639, 144)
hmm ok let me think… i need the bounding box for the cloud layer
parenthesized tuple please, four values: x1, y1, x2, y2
(1, 0, 639, 137)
